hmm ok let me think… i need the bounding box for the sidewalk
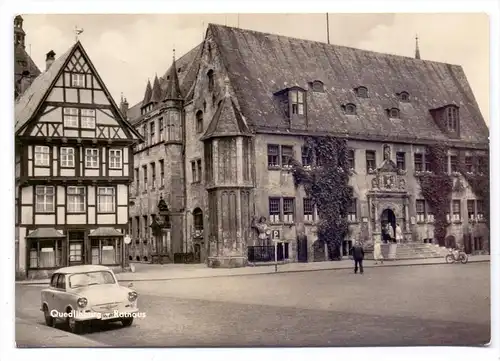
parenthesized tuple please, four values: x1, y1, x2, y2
(16, 255, 490, 285)
(15, 317, 107, 347)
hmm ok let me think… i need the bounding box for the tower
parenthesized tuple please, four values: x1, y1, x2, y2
(14, 15, 25, 48)
(415, 34, 421, 60)
(162, 51, 186, 255)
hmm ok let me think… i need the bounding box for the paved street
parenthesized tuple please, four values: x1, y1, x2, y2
(16, 263, 490, 347)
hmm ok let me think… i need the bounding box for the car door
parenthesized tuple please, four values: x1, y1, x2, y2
(43, 273, 59, 312)
(52, 274, 67, 315)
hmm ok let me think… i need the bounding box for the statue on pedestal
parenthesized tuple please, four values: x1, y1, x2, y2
(251, 216, 271, 246)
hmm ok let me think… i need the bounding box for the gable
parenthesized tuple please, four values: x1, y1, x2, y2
(15, 42, 143, 142)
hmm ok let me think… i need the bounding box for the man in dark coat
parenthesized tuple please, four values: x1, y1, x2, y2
(351, 241, 365, 274)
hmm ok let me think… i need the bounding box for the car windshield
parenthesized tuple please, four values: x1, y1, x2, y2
(68, 271, 116, 288)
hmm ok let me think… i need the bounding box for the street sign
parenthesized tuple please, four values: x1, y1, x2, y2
(124, 235, 131, 244)
(271, 229, 280, 240)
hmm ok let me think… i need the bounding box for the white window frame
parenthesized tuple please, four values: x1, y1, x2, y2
(283, 198, 295, 224)
(35, 186, 55, 213)
(71, 73, 85, 88)
(109, 149, 122, 169)
(60, 147, 75, 168)
(67, 186, 86, 213)
(63, 108, 79, 128)
(81, 109, 96, 129)
(85, 148, 99, 169)
(303, 198, 314, 222)
(97, 187, 115, 213)
(34, 146, 50, 166)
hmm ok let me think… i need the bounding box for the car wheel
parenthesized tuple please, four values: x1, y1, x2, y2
(66, 312, 83, 334)
(43, 305, 54, 327)
(121, 317, 134, 327)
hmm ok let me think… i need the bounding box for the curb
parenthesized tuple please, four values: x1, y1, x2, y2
(16, 259, 489, 285)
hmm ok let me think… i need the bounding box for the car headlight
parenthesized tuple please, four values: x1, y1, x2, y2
(77, 297, 88, 308)
(128, 291, 138, 302)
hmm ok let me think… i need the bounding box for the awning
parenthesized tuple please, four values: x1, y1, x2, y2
(88, 227, 124, 237)
(26, 228, 65, 239)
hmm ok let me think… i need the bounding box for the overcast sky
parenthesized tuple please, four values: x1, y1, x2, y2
(20, 13, 489, 124)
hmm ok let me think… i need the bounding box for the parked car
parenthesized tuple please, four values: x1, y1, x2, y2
(41, 265, 139, 334)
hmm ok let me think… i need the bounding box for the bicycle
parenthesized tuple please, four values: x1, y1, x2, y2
(445, 248, 468, 264)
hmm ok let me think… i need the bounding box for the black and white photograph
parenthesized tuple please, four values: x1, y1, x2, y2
(2, 2, 498, 360)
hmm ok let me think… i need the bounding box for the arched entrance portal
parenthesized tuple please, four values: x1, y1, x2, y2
(381, 208, 396, 243)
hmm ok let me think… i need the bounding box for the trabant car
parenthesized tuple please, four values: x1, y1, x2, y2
(41, 265, 139, 333)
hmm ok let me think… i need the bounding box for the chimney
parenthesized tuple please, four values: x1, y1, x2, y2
(120, 97, 129, 119)
(45, 50, 56, 70)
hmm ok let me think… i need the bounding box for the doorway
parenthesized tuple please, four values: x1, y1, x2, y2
(68, 231, 85, 265)
(381, 209, 396, 243)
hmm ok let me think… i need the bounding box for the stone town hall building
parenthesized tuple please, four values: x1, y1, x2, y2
(122, 24, 489, 266)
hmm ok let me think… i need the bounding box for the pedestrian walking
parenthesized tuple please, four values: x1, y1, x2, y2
(395, 223, 403, 244)
(351, 241, 365, 274)
(373, 239, 384, 265)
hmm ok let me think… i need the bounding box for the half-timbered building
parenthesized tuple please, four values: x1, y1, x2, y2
(15, 41, 142, 279)
(126, 24, 489, 267)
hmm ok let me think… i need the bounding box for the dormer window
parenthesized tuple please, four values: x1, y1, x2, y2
(398, 91, 410, 102)
(446, 106, 459, 132)
(343, 103, 357, 115)
(388, 108, 400, 118)
(355, 86, 368, 98)
(290, 89, 305, 115)
(311, 80, 324, 92)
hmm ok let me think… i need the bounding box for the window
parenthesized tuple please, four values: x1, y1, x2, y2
(159, 160, 164, 187)
(446, 106, 459, 132)
(134, 168, 139, 195)
(396, 152, 406, 171)
(196, 110, 204, 133)
(303, 198, 314, 222)
(151, 162, 156, 188)
(269, 198, 281, 223)
(159, 118, 164, 142)
(150, 121, 155, 144)
(69, 242, 83, 262)
(283, 198, 295, 223)
(142, 124, 147, 146)
(97, 187, 115, 213)
(424, 153, 431, 172)
(449, 155, 458, 173)
(416, 200, 426, 223)
(109, 149, 122, 169)
(191, 161, 197, 183)
(465, 156, 474, 173)
(389, 108, 400, 118)
(281, 146, 293, 168)
(477, 156, 487, 174)
(399, 92, 409, 102)
(345, 103, 356, 115)
(427, 203, 435, 223)
(135, 216, 140, 239)
(71, 73, 85, 87)
(34, 146, 50, 166)
(81, 109, 96, 129)
(311, 80, 324, 92)
(414, 153, 423, 172)
(302, 146, 313, 167)
(91, 238, 121, 265)
(35, 186, 54, 212)
(143, 215, 148, 239)
(347, 199, 357, 222)
(67, 186, 86, 213)
(290, 90, 305, 115)
(452, 200, 461, 222)
(142, 165, 148, 189)
(207, 70, 214, 92)
(476, 200, 485, 221)
(347, 149, 355, 170)
(267, 144, 279, 168)
(356, 86, 368, 98)
(29, 240, 63, 269)
(85, 148, 99, 168)
(467, 200, 475, 221)
(60, 147, 75, 168)
(193, 208, 204, 231)
(197, 159, 202, 181)
(365, 150, 376, 172)
(63, 108, 78, 128)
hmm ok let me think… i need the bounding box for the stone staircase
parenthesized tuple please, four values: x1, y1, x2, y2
(364, 242, 449, 261)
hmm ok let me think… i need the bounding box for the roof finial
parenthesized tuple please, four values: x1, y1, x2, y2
(74, 25, 84, 42)
(120, 92, 124, 102)
(173, 46, 176, 61)
(415, 34, 420, 60)
(224, 76, 230, 97)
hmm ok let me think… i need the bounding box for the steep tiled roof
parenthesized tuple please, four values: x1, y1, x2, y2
(150, 75, 162, 103)
(14, 44, 41, 91)
(15, 44, 74, 133)
(209, 24, 488, 146)
(163, 57, 182, 100)
(142, 79, 152, 105)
